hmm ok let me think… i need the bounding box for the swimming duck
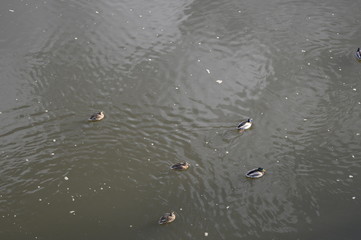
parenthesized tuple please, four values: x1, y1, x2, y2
(158, 212, 176, 225)
(237, 118, 253, 131)
(88, 111, 104, 121)
(356, 48, 361, 60)
(245, 167, 266, 179)
(170, 162, 190, 171)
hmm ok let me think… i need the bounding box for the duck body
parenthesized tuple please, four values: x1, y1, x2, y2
(246, 167, 266, 179)
(158, 212, 176, 225)
(237, 118, 253, 130)
(89, 111, 104, 121)
(356, 48, 361, 61)
(170, 162, 190, 171)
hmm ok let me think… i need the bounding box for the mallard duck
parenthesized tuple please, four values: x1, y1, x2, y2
(170, 162, 190, 171)
(356, 48, 361, 60)
(237, 118, 253, 131)
(158, 212, 176, 225)
(245, 167, 266, 179)
(88, 111, 104, 121)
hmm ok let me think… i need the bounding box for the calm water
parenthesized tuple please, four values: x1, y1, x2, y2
(1, 0, 361, 239)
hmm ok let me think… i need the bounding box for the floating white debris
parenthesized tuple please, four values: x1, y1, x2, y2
(339, 68, 342, 71)
(336, 179, 340, 182)
(197, 59, 200, 62)
(39, 198, 42, 201)
(9, 9, 14, 12)
(356, 133, 360, 136)
(303, 119, 307, 121)
(175, 87, 179, 90)
(352, 196, 356, 199)
(285, 136, 288, 138)
(53, 139, 56, 142)
(45, 110, 48, 112)
(206, 69, 210, 74)
(129, 225, 133, 228)
(69, 210, 75, 214)
(180, 208, 183, 211)
(64, 176, 69, 181)
(352, 155, 355, 158)
(151, 143, 154, 146)
(285, 97, 288, 99)
(353, 88, 357, 91)
(216, 80, 223, 84)
(51, 153, 55, 156)
(307, 62, 310, 65)
(301, 50, 306, 53)
(225, 151, 229, 154)
(95, 11, 99, 14)
(349, 175, 353, 178)
(216, 36, 220, 39)
(205, 232, 209, 237)
(25, 159, 29, 162)
(74, 37, 78, 40)
(226, 206, 230, 209)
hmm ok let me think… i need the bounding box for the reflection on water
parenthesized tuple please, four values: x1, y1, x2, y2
(1, 0, 361, 239)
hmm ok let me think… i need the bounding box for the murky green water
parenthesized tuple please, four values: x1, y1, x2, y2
(1, 0, 361, 239)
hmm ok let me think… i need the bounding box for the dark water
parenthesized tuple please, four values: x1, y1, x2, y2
(1, 0, 361, 239)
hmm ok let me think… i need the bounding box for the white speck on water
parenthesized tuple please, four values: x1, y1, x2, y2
(148, 58, 152, 61)
(216, 36, 220, 39)
(307, 62, 310, 65)
(151, 143, 154, 146)
(205, 141, 209, 144)
(285, 136, 288, 138)
(45, 110, 48, 112)
(352, 196, 356, 199)
(339, 68, 342, 71)
(238, 10, 241, 13)
(51, 153, 55, 156)
(303, 118, 307, 121)
(205, 232, 209, 237)
(226, 206, 230, 209)
(100, 187, 103, 190)
(285, 97, 288, 99)
(197, 59, 200, 62)
(336, 179, 340, 182)
(180, 208, 183, 211)
(147, 158, 150, 161)
(206, 69, 210, 74)
(37, 186, 41, 189)
(53, 139, 56, 142)
(64, 176, 69, 181)
(195, 164, 199, 167)
(332, 13, 335, 16)
(358, 102, 361, 105)
(330, 56, 333, 59)
(95, 11, 99, 14)
(296, 92, 299, 95)
(9, 9, 14, 12)
(198, 42, 202, 45)
(69, 210, 75, 214)
(225, 151, 229, 154)
(353, 88, 357, 91)
(352, 155, 355, 158)
(139, 15, 142, 18)
(74, 144, 77, 147)
(39, 198, 42, 202)
(349, 175, 354, 178)
(25, 158, 29, 162)
(0, 112, 2, 114)
(216, 80, 223, 84)
(129, 225, 133, 228)
(356, 133, 360, 136)
(301, 50, 306, 53)
(175, 87, 179, 90)
(74, 37, 78, 40)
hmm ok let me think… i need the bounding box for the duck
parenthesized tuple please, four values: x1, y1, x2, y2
(245, 167, 266, 179)
(237, 118, 253, 131)
(88, 111, 104, 121)
(158, 211, 176, 225)
(170, 162, 190, 171)
(356, 48, 361, 60)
